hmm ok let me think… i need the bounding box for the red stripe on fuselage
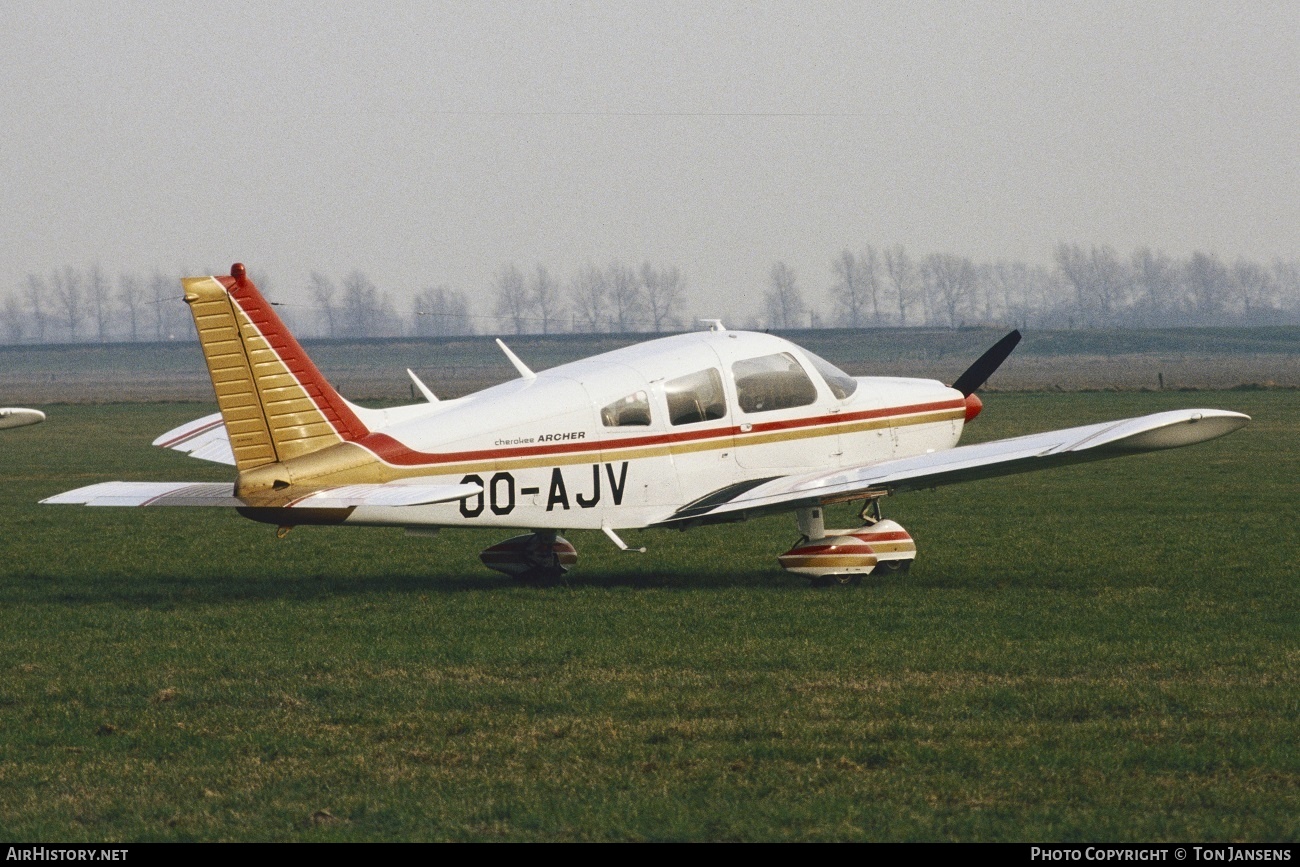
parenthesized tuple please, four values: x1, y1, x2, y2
(355, 398, 964, 469)
(218, 275, 370, 442)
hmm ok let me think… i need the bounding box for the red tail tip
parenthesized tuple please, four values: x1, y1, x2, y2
(230, 262, 247, 285)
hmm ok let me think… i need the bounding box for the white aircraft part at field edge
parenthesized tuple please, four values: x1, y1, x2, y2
(0, 408, 45, 430)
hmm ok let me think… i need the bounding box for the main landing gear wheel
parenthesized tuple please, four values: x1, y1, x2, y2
(479, 531, 578, 584)
(779, 503, 916, 586)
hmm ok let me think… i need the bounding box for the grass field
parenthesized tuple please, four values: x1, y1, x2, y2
(0, 391, 1295, 841)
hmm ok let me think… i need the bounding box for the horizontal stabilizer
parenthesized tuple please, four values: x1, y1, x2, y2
(153, 412, 236, 466)
(663, 408, 1250, 525)
(42, 482, 242, 507)
(43, 480, 483, 509)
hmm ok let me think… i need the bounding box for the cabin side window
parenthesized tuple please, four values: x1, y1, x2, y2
(664, 369, 727, 426)
(601, 391, 652, 427)
(732, 352, 818, 414)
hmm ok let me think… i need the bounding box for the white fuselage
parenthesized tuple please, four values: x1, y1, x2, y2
(339, 330, 967, 530)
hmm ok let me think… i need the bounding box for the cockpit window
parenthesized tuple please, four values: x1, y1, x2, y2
(732, 352, 818, 414)
(803, 350, 858, 399)
(601, 391, 652, 427)
(664, 368, 727, 426)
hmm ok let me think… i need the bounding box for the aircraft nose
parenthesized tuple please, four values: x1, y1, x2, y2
(964, 392, 983, 422)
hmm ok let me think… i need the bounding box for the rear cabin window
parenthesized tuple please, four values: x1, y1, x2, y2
(665, 369, 727, 426)
(732, 352, 818, 414)
(601, 391, 652, 427)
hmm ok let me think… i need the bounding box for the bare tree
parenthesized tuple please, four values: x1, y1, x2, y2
(149, 271, 172, 340)
(1230, 259, 1275, 320)
(1183, 251, 1227, 321)
(883, 245, 914, 326)
(86, 264, 112, 342)
(921, 253, 977, 329)
(309, 272, 338, 338)
(340, 271, 384, 338)
(1131, 248, 1177, 323)
(2, 293, 26, 343)
(492, 264, 529, 335)
(606, 262, 643, 333)
(531, 265, 564, 335)
(117, 274, 142, 341)
(830, 250, 868, 328)
(1273, 259, 1300, 314)
(570, 265, 608, 333)
(640, 262, 685, 332)
(413, 285, 474, 336)
(51, 267, 84, 341)
(1054, 243, 1131, 326)
(765, 262, 806, 329)
(989, 261, 1038, 328)
(24, 275, 48, 343)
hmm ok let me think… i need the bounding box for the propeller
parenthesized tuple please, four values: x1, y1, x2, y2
(950, 329, 1021, 397)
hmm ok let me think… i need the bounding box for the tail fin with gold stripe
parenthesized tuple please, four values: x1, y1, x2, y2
(182, 263, 369, 473)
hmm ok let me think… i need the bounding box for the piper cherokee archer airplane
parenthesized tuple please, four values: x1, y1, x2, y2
(44, 264, 1250, 584)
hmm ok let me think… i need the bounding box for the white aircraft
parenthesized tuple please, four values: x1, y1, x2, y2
(45, 264, 1250, 584)
(0, 407, 45, 430)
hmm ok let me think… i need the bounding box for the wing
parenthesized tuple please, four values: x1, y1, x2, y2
(42, 480, 483, 509)
(153, 412, 235, 466)
(661, 408, 1250, 526)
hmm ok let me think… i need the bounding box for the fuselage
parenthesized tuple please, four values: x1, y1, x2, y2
(247, 330, 969, 531)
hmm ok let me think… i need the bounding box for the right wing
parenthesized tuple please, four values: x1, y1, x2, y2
(661, 408, 1250, 526)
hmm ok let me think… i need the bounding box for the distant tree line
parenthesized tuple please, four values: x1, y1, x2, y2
(3, 245, 1297, 345)
(801, 244, 1300, 331)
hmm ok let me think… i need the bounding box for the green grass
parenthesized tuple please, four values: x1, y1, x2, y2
(0, 392, 1295, 841)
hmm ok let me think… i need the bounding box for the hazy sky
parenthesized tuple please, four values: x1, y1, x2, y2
(3, 0, 1297, 322)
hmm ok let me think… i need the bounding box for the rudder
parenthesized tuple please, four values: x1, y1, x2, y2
(182, 263, 368, 472)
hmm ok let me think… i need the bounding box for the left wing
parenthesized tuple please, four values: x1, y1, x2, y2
(42, 480, 483, 509)
(661, 408, 1250, 526)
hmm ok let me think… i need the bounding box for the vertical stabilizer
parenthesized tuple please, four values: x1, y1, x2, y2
(182, 264, 368, 472)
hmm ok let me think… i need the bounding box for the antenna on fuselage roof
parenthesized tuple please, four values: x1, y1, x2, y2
(406, 369, 439, 403)
(495, 338, 537, 380)
(699, 319, 726, 332)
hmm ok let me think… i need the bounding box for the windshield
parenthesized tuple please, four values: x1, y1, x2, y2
(802, 350, 858, 399)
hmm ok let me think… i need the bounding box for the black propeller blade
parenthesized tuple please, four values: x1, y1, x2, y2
(951, 329, 1021, 397)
